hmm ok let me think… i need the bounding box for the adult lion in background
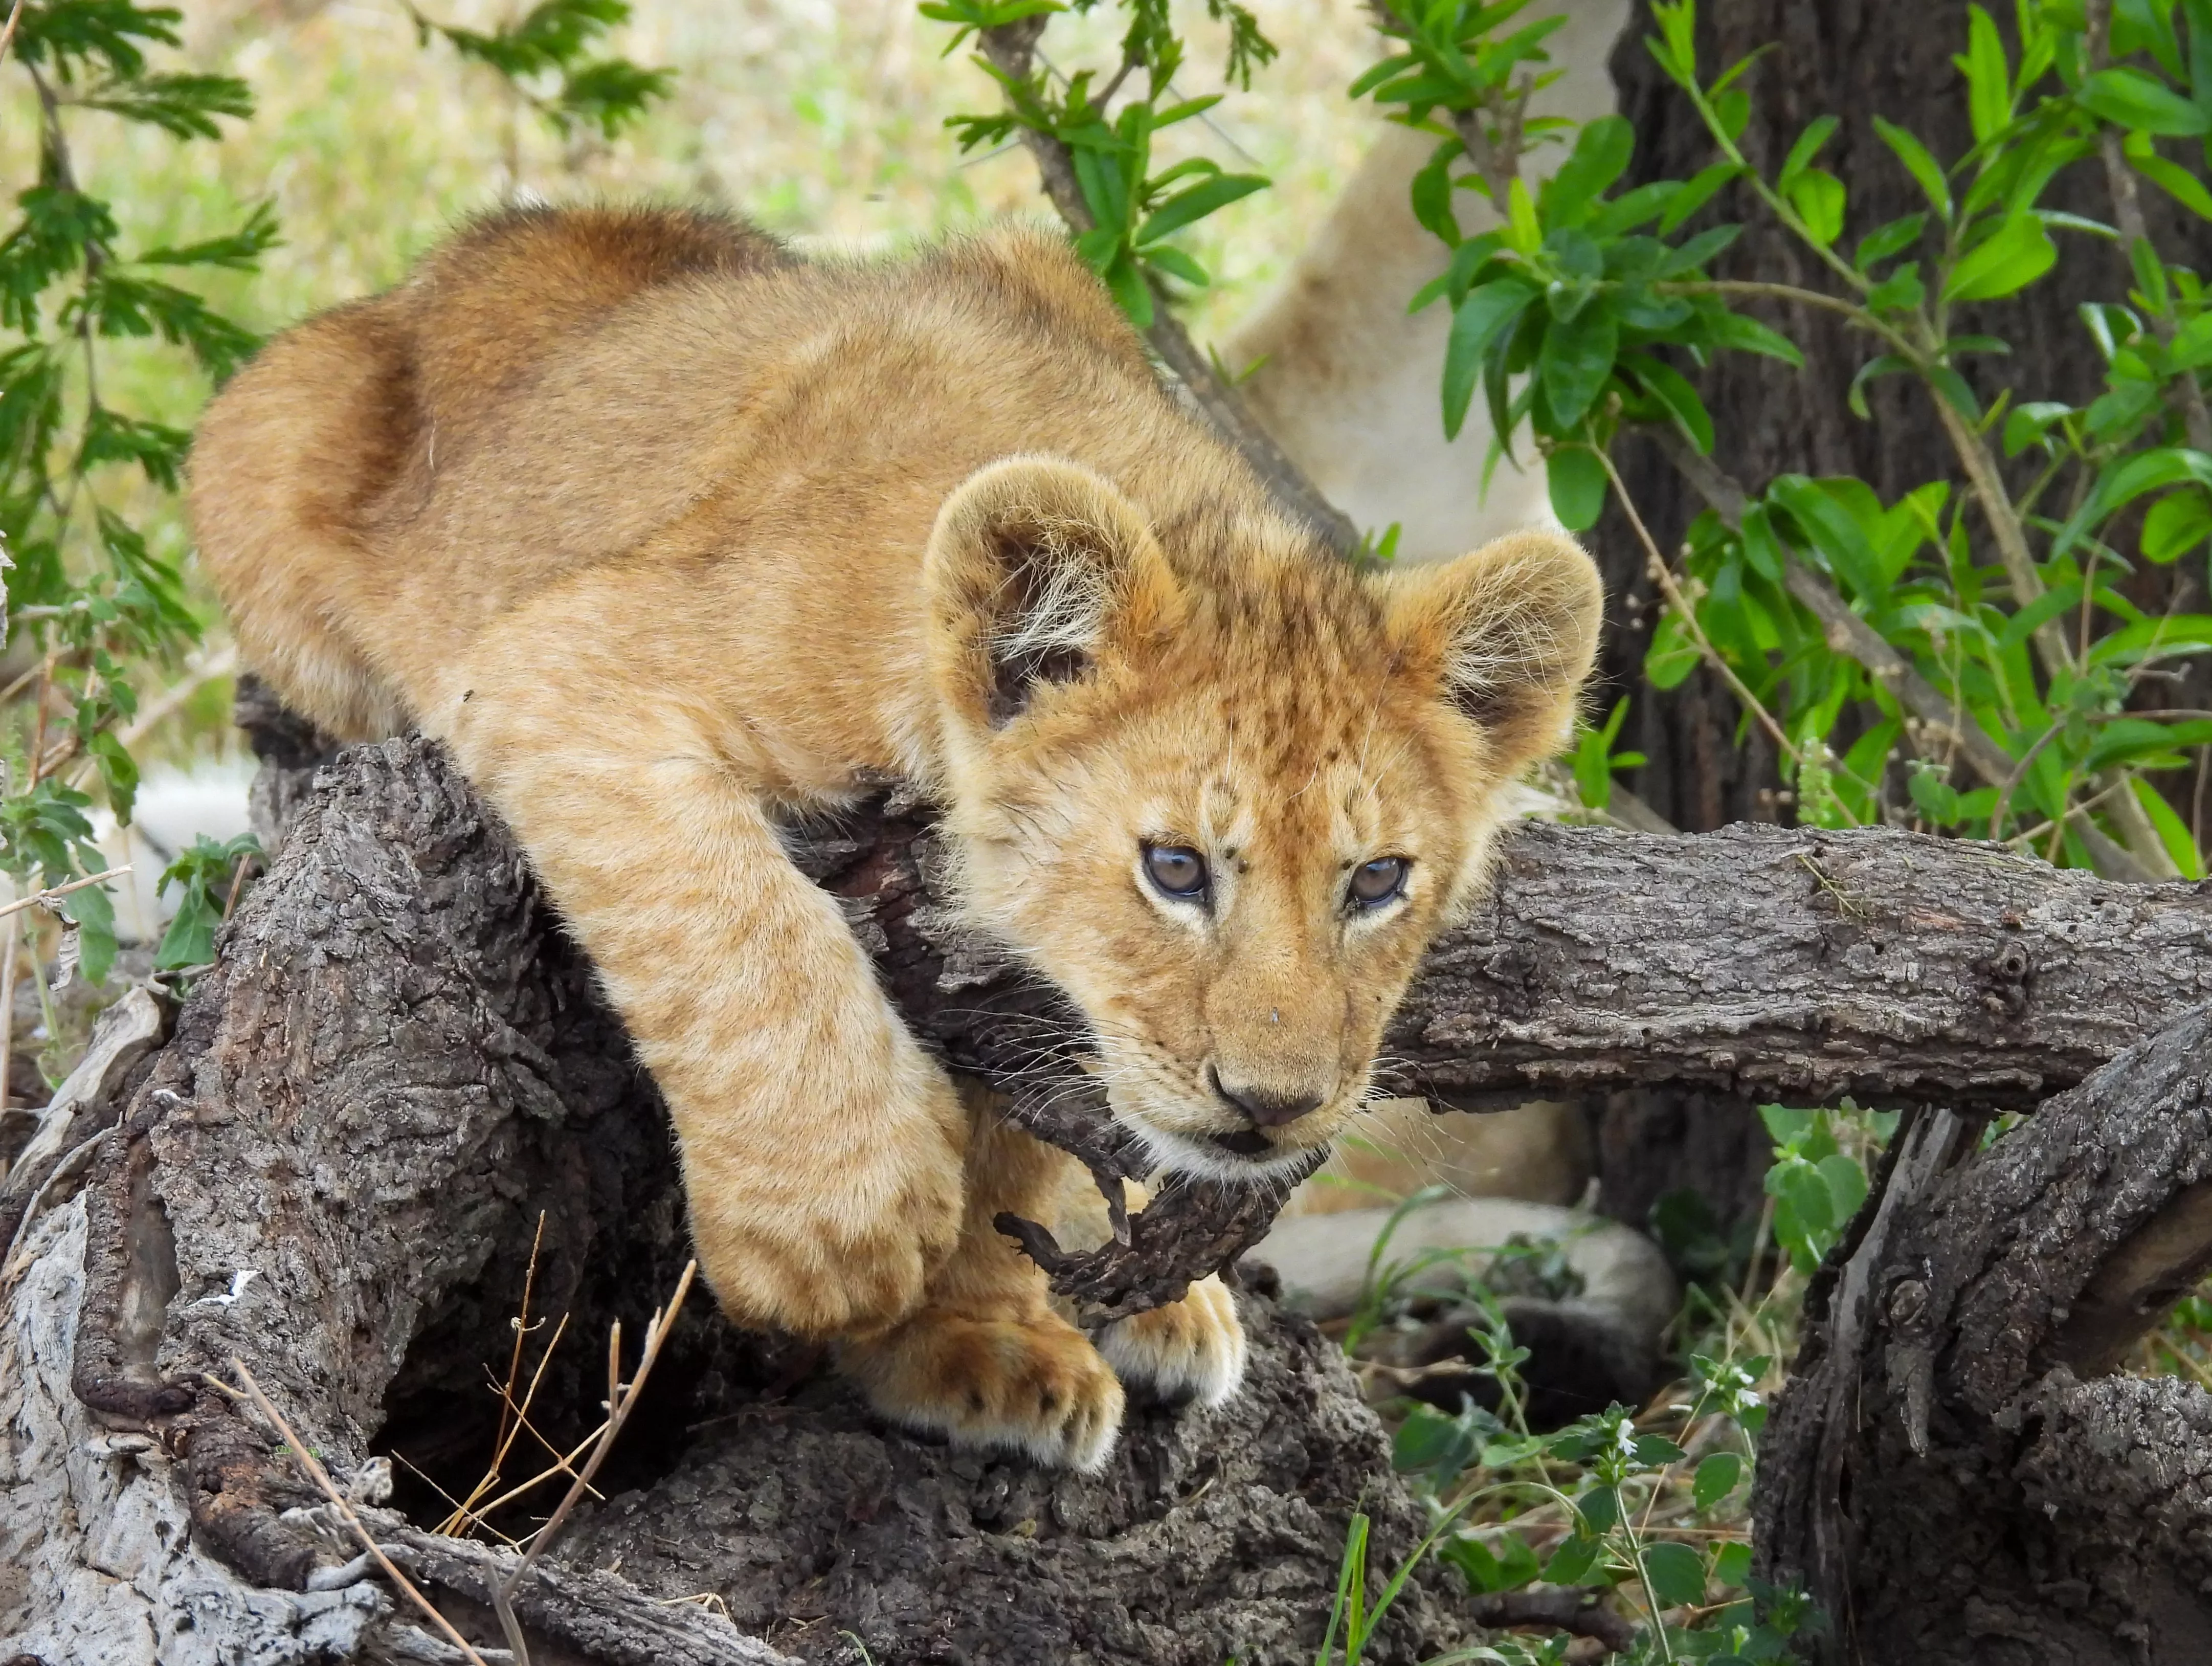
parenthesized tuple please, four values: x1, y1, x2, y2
(187, 204, 1602, 1470)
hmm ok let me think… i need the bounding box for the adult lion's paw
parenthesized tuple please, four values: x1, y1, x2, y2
(842, 1306, 1126, 1473)
(1096, 1273, 1246, 1408)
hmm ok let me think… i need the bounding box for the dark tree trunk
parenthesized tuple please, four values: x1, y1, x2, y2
(1594, 0, 2206, 1249)
(1754, 1010, 2212, 1663)
(1601, 0, 2187, 823)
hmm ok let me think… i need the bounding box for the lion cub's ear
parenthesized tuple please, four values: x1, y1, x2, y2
(1381, 529, 1605, 771)
(922, 456, 1178, 735)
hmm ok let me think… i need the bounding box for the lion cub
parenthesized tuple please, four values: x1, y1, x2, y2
(189, 206, 1601, 1471)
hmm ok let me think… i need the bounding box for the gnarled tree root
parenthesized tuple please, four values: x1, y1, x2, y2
(1754, 1005, 2212, 1664)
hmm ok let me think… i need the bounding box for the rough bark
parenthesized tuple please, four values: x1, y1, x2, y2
(12, 708, 2212, 1661)
(1754, 1007, 2212, 1664)
(1, 731, 1467, 1666)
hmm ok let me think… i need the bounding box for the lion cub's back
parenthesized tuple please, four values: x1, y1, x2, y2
(190, 206, 791, 738)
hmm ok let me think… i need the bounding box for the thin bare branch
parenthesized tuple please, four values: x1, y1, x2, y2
(0, 864, 132, 922)
(230, 1359, 495, 1666)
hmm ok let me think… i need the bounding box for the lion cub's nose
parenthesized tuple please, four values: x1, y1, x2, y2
(1210, 1066, 1325, 1129)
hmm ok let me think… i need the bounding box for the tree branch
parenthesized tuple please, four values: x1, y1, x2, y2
(1640, 424, 2161, 882)
(976, 19, 1362, 558)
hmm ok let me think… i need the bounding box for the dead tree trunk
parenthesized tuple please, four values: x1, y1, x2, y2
(1754, 1008, 2212, 1664)
(9, 706, 2212, 1662)
(0, 729, 1470, 1666)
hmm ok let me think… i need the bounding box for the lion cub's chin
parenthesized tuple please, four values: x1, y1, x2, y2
(1125, 1118, 1336, 1188)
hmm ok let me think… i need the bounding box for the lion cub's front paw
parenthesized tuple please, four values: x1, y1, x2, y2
(841, 1307, 1126, 1473)
(1095, 1274, 1246, 1408)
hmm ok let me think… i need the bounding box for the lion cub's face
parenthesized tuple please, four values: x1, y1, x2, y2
(924, 458, 1602, 1184)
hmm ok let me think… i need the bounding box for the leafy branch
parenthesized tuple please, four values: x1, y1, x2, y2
(925, 1, 1359, 554)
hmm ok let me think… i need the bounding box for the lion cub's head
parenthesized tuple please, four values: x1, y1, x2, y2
(922, 457, 1601, 1183)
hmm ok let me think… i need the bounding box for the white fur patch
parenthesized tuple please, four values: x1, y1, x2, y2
(1096, 1276, 1247, 1410)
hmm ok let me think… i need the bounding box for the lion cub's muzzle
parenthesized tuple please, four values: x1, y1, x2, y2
(1198, 1060, 1339, 1165)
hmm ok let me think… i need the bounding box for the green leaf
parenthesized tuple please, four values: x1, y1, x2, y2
(1547, 446, 1610, 530)
(1658, 161, 1745, 233)
(1770, 474, 1881, 599)
(1874, 116, 1955, 221)
(1409, 140, 1463, 245)
(1141, 245, 1208, 287)
(88, 730, 138, 825)
(1539, 303, 1618, 429)
(2080, 66, 2212, 136)
(1855, 212, 1928, 272)
(1703, 308, 1805, 366)
(1818, 1151, 1869, 1224)
(1787, 168, 1847, 247)
(1693, 1451, 1745, 1510)
(1543, 1533, 1601, 1586)
(1625, 354, 1715, 453)
(1442, 1531, 1541, 1595)
(1442, 281, 1537, 439)
(155, 887, 222, 971)
(1960, 4, 2014, 145)
(1943, 214, 2057, 302)
(2137, 776, 2206, 879)
(2003, 399, 2074, 455)
(1642, 1541, 1709, 1608)
(1740, 503, 1785, 581)
(1713, 1540, 1754, 1589)
(1848, 353, 1914, 419)
(2133, 141, 2212, 217)
(1136, 172, 1267, 247)
(2146, 487, 2212, 562)
(1658, 223, 1742, 277)
(1506, 177, 1541, 254)
(1645, 611, 1702, 689)
(1545, 115, 1635, 227)
(63, 881, 117, 987)
(1777, 116, 1840, 191)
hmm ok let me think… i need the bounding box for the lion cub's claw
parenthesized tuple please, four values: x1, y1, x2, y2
(843, 1308, 1126, 1474)
(1096, 1274, 1246, 1408)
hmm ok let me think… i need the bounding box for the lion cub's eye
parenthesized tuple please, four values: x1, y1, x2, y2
(1350, 856, 1409, 907)
(1144, 843, 1209, 899)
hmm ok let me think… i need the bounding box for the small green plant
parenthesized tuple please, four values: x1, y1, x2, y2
(1566, 696, 1648, 815)
(1, 0, 274, 1038)
(1358, 0, 2212, 878)
(153, 829, 260, 970)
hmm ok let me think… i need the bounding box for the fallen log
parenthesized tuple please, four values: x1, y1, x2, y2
(1, 729, 1469, 1666)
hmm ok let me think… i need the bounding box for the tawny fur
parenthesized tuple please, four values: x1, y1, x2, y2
(189, 204, 1602, 1469)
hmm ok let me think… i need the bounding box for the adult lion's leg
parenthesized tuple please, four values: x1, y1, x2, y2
(440, 618, 967, 1341)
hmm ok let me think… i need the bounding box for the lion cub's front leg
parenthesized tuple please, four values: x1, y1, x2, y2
(444, 643, 968, 1339)
(841, 1105, 1246, 1471)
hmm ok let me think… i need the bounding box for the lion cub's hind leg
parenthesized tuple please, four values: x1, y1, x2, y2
(1048, 1172, 1248, 1409)
(839, 1098, 1126, 1473)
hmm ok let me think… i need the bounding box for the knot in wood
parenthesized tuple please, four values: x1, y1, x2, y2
(1974, 939, 2034, 1018)
(1887, 1277, 1931, 1327)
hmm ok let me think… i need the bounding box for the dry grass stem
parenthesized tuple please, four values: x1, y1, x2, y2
(228, 1357, 494, 1666)
(496, 1259, 698, 1606)
(0, 864, 133, 922)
